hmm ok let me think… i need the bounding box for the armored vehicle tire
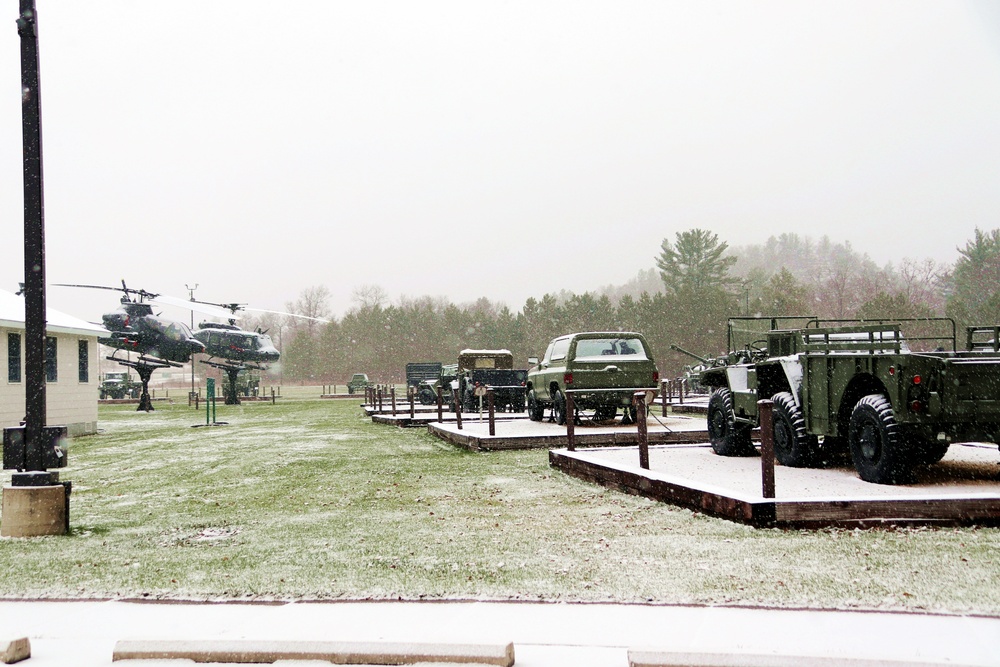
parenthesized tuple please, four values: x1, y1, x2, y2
(527, 390, 544, 421)
(593, 406, 617, 422)
(553, 389, 567, 426)
(849, 394, 914, 485)
(771, 392, 819, 468)
(707, 388, 755, 456)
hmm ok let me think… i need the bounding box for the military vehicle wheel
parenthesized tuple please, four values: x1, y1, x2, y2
(593, 406, 617, 421)
(707, 388, 754, 456)
(553, 389, 567, 426)
(527, 390, 544, 421)
(771, 392, 819, 467)
(849, 394, 914, 484)
(417, 387, 436, 405)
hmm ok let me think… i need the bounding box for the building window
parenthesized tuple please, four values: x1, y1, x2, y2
(45, 336, 57, 382)
(7, 333, 20, 383)
(78, 339, 89, 383)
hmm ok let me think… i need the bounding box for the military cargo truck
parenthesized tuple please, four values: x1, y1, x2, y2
(699, 317, 1000, 484)
(99, 371, 138, 399)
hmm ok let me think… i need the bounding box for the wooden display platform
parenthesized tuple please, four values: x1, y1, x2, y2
(550, 442, 1000, 528)
(427, 415, 709, 451)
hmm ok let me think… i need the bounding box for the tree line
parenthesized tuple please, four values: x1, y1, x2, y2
(255, 228, 1000, 385)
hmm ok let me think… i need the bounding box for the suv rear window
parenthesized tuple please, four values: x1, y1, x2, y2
(574, 337, 647, 360)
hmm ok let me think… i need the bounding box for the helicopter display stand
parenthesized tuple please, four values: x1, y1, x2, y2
(109, 356, 175, 412)
(200, 359, 259, 406)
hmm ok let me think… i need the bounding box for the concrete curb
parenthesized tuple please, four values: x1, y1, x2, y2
(0, 637, 29, 664)
(628, 650, 980, 667)
(112, 639, 515, 665)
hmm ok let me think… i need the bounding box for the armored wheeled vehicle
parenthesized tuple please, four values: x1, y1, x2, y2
(699, 317, 1000, 485)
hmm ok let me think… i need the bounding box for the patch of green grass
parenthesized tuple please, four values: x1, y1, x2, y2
(1, 393, 998, 614)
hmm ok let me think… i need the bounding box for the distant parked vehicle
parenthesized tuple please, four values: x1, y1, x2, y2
(526, 332, 659, 425)
(347, 373, 371, 394)
(454, 350, 528, 413)
(406, 362, 444, 404)
(99, 371, 138, 399)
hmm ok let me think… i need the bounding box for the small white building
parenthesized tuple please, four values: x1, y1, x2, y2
(0, 289, 106, 436)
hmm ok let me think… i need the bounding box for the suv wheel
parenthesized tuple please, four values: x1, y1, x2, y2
(552, 389, 567, 426)
(527, 390, 544, 421)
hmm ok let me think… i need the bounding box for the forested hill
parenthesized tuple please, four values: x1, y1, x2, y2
(256, 229, 997, 384)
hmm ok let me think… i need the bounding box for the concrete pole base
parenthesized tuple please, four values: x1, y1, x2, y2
(1, 484, 68, 537)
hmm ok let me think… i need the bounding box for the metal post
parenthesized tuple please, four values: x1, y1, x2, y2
(186, 283, 198, 395)
(636, 392, 649, 470)
(390, 386, 397, 416)
(565, 392, 575, 451)
(205, 378, 214, 425)
(455, 391, 463, 430)
(487, 388, 495, 436)
(759, 399, 775, 499)
(377, 386, 383, 413)
(661, 379, 668, 417)
(408, 387, 415, 419)
(679, 378, 685, 404)
(436, 385, 443, 423)
(18, 0, 47, 472)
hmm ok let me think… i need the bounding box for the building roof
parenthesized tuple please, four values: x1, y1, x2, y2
(0, 289, 107, 337)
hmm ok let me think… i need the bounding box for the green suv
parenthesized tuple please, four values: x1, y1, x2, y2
(526, 332, 659, 425)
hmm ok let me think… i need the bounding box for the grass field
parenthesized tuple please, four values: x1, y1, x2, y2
(1, 388, 997, 615)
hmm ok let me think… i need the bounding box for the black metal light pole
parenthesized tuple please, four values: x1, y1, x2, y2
(18, 0, 47, 471)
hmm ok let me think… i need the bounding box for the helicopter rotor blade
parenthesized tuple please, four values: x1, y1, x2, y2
(151, 294, 239, 319)
(242, 306, 329, 323)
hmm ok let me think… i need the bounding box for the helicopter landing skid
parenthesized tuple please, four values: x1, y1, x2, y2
(105, 355, 176, 412)
(199, 359, 262, 405)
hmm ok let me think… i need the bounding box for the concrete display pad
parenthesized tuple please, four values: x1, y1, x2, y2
(112, 639, 514, 665)
(428, 414, 709, 451)
(627, 649, 976, 667)
(550, 442, 1000, 528)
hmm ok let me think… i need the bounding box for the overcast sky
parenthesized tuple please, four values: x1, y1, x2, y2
(2, 1, 1000, 322)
